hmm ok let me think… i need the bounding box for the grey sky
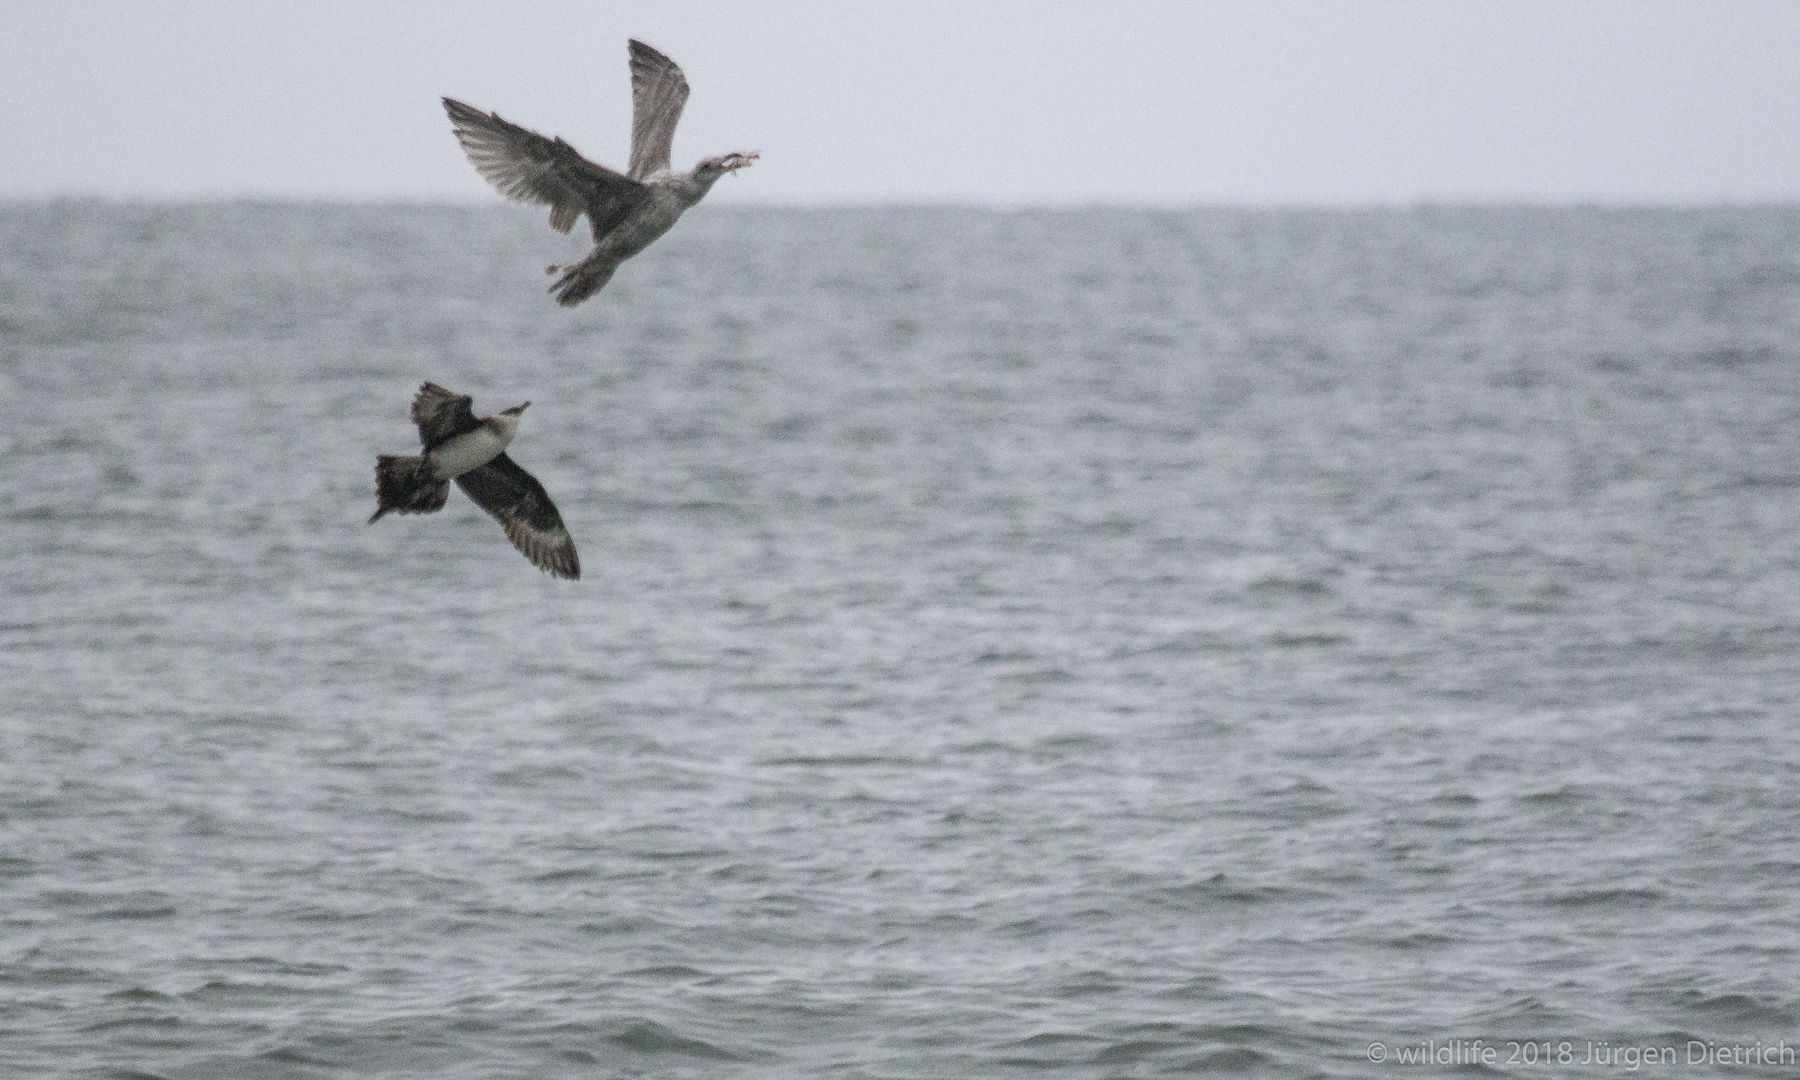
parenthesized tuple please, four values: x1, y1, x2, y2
(3, 0, 1797, 205)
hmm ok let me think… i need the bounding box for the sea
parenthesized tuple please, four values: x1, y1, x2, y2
(3, 201, 1799, 1078)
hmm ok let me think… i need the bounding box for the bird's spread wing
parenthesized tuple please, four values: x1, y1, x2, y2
(455, 452, 581, 579)
(627, 39, 690, 181)
(444, 97, 648, 239)
(411, 382, 480, 449)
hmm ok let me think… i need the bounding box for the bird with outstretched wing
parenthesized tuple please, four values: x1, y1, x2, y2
(370, 382, 580, 580)
(444, 39, 756, 306)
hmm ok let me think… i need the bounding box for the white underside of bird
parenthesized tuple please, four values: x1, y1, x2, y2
(429, 416, 517, 479)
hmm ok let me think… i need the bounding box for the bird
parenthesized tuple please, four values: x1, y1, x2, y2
(369, 382, 580, 579)
(444, 39, 758, 306)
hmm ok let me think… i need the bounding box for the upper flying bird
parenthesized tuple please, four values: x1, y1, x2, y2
(444, 39, 757, 307)
(369, 382, 580, 579)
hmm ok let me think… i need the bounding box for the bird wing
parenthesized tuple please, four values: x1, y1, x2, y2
(411, 382, 480, 449)
(443, 97, 648, 239)
(455, 452, 581, 579)
(627, 39, 690, 181)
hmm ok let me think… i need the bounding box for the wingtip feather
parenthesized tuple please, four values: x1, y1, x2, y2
(502, 520, 581, 580)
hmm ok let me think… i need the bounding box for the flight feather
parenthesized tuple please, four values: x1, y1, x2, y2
(443, 97, 647, 239)
(411, 382, 479, 449)
(627, 39, 690, 181)
(455, 453, 581, 579)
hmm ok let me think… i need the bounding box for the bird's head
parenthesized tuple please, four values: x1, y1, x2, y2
(493, 401, 529, 440)
(692, 152, 759, 186)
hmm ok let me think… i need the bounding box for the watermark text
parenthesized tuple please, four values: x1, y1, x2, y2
(1366, 1039, 1796, 1070)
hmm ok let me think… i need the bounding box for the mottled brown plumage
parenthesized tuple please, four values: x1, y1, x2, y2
(444, 39, 756, 306)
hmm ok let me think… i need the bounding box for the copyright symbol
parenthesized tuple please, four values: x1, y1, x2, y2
(1368, 1042, 1387, 1062)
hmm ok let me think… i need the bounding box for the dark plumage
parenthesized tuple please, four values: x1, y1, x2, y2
(369, 383, 580, 580)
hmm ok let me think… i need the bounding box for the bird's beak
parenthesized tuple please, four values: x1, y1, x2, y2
(521, 402, 530, 411)
(723, 152, 759, 173)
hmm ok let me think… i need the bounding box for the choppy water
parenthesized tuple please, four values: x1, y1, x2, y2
(3, 202, 1800, 1078)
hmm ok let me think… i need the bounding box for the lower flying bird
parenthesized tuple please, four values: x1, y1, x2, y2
(369, 382, 580, 579)
(444, 39, 757, 307)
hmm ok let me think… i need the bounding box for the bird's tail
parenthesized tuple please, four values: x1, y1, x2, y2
(369, 455, 450, 524)
(550, 257, 617, 307)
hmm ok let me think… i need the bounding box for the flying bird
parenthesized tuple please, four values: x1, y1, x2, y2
(370, 382, 580, 579)
(444, 39, 758, 306)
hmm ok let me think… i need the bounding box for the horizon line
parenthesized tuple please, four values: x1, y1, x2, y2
(4, 193, 1799, 213)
